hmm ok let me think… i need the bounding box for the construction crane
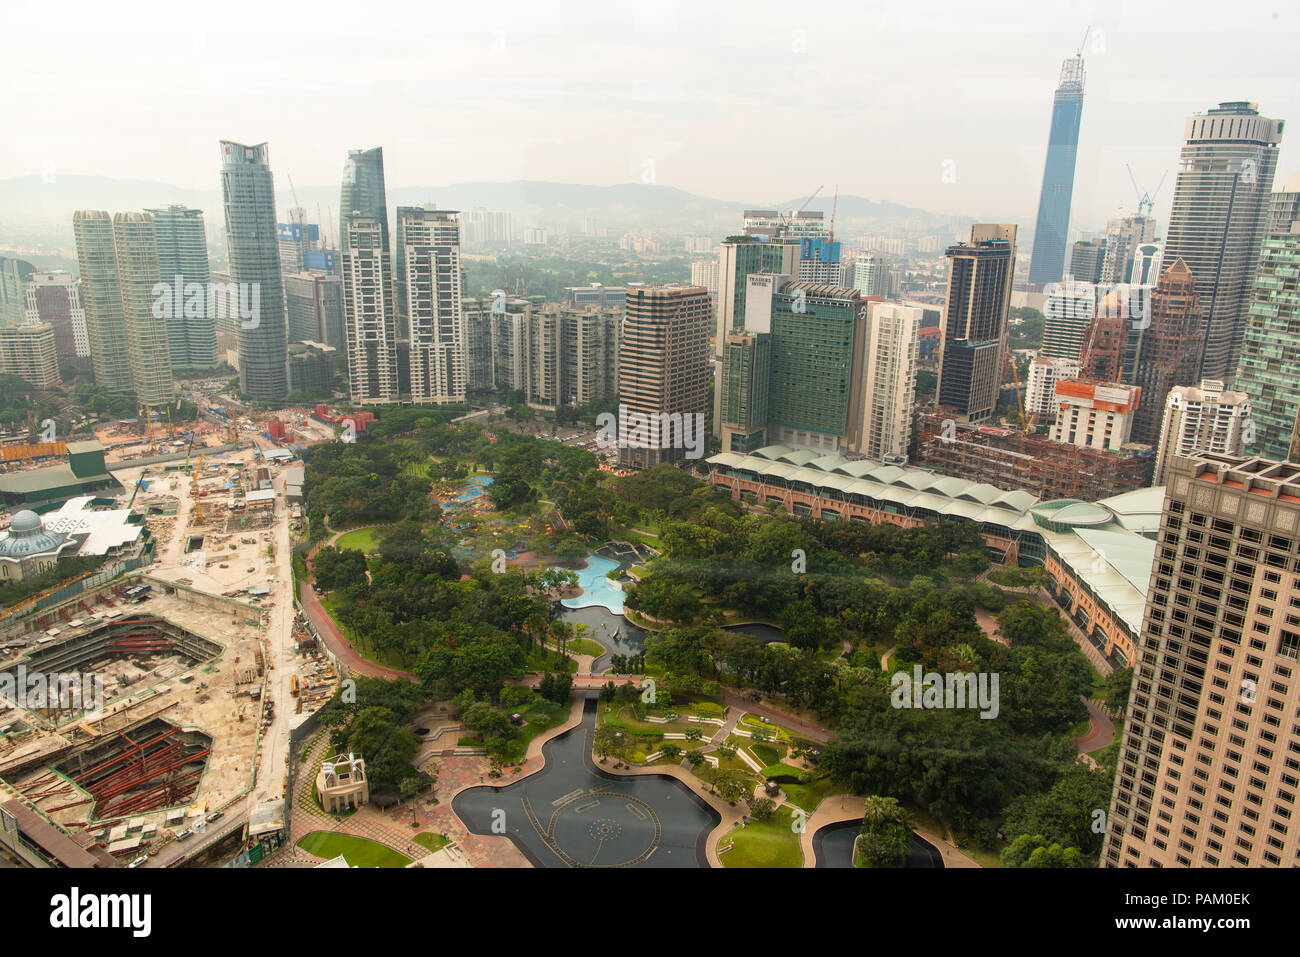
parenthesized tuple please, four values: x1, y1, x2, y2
(191, 454, 205, 526)
(781, 186, 823, 232)
(1126, 164, 1168, 219)
(126, 470, 147, 510)
(1076, 25, 1091, 57)
(828, 185, 839, 244)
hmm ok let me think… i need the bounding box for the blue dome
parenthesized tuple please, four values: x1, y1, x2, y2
(0, 512, 66, 558)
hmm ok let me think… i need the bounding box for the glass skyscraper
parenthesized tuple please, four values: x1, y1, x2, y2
(1235, 231, 1300, 459)
(220, 141, 288, 401)
(1028, 54, 1085, 287)
(148, 204, 217, 372)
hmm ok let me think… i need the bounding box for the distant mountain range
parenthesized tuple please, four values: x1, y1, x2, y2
(0, 175, 973, 246)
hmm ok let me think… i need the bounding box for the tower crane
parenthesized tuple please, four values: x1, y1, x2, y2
(1126, 165, 1168, 219)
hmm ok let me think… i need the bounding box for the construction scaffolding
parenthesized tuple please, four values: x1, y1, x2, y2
(66, 723, 210, 819)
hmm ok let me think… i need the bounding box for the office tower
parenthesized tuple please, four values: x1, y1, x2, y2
(341, 217, 399, 404)
(286, 341, 337, 396)
(764, 282, 867, 452)
(0, 323, 60, 388)
(1042, 279, 1096, 360)
(73, 211, 133, 393)
(148, 204, 216, 372)
(0, 257, 34, 326)
(1152, 380, 1253, 484)
(340, 148, 389, 251)
(1068, 240, 1104, 282)
(798, 237, 842, 284)
(1270, 173, 1300, 232)
(24, 271, 88, 362)
(1025, 355, 1082, 421)
(1048, 379, 1140, 451)
(284, 273, 344, 348)
(617, 285, 711, 469)
(1235, 228, 1300, 459)
(399, 207, 465, 405)
(1129, 260, 1206, 446)
(1100, 214, 1158, 285)
(220, 140, 288, 401)
(462, 298, 495, 393)
(1129, 242, 1165, 285)
(1103, 451, 1300, 868)
(855, 302, 920, 463)
(936, 224, 1017, 424)
(714, 236, 800, 435)
(1163, 102, 1284, 380)
(1080, 284, 1152, 384)
(690, 258, 719, 299)
(852, 254, 889, 297)
(1028, 52, 1085, 286)
(112, 212, 174, 408)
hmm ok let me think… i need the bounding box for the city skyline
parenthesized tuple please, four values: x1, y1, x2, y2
(4, 3, 1300, 232)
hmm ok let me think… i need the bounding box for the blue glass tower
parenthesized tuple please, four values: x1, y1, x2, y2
(1028, 54, 1085, 287)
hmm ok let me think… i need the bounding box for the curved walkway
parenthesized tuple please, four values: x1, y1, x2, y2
(1076, 696, 1117, 754)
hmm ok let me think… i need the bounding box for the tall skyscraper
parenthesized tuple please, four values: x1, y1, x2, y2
(73, 210, 133, 393)
(0, 257, 34, 326)
(1152, 379, 1253, 484)
(462, 297, 495, 393)
(220, 141, 288, 401)
(284, 273, 345, 350)
(1163, 102, 1284, 381)
(1068, 240, 1104, 282)
(340, 148, 389, 251)
(1028, 52, 1085, 286)
(341, 217, 399, 405)
(399, 206, 466, 405)
(618, 285, 711, 469)
(1104, 451, 1300, 868)
(936, 224, 1017, 424)
(852, 254, 889, 297)
(1234, 227, 1300, 459)
(855, 302, 921, 464)
(112, 212, 175, 409)
(1042, 279, 1096, 361)
(148, 204, 217, 372)
(24, 271, 89, 363)
(1100, 214, 1158, 285)
(1130, 259, 1205, 446)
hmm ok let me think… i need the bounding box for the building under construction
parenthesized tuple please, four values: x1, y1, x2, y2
(918, 408, 1153, 501)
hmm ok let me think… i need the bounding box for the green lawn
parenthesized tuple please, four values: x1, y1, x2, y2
(413, 832, 451, 853)
(779, 775, 841, 814)
(750, 744, 782, 766)
(296, 831, 412, 868)
(335, 526, 384, 553)
(522, 646, 579, 673)
(565, 637, 606, 657)
(720, 807, 804, 868)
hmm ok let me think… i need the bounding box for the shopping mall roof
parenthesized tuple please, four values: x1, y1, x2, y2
(39, 496, 143, 555)
(708, 443, 1163, 638)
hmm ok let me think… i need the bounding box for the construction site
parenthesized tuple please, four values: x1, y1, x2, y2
(0, 407, 341, 867)
(917, 407, 1154, 502)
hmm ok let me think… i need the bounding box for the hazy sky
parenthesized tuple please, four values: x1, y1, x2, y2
(4, 0, 1299, 231)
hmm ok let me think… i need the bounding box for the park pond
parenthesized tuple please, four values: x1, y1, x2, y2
(811, 819, 944, 868)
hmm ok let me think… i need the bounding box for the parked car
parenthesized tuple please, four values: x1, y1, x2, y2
(207, 810, 224, 823)
(129, 856, 148, 868)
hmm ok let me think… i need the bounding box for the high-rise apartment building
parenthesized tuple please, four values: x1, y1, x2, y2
(1153, 379, 1253, 484)
(1104, 451, 1300, 868)
(1025, 355, 1082, 421)
(112, 212, 175, 409)
(0, 323, 60, 388)
(855, 302, 920, 464)
(852, 254, 889, 298)
(1100, 214, 1158, 285)
(937, 224, 1017, 424)
(1042, 279, 1096, 360)
(798, 238, 842, 285)
(1068, 240, 1104, 282)
(1269, 173, 1300, 232)
(690, 258, 719, 299)
(1130, 260, 1205, 446)
(1028, 53, 1085, 286)
(1163, 102, 1284, 381)
(617, 285, 710, 469)
(0, 257, 34, 326)
(462, 297, 495, 393)
(148, 204, 217, 372)
(73, 211, 132, 393)
(1234, 227, 1300, 459)
(340, 148, 389, 252)
(1049, 379, 1140, 451)
(284, 273, 345, 350)
(24, 271, 88, 362)
(341, 217, 399, 405)
(399, 206, 465, 405)
(220, 140, 288, 401)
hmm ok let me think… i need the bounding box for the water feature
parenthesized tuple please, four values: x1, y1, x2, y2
(812, 819, 944, 868)
(560, 554, 626, 614)
(559, 605, 646, 672)
(723, 622, 787, 645)
(453, 699, 718, 867)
